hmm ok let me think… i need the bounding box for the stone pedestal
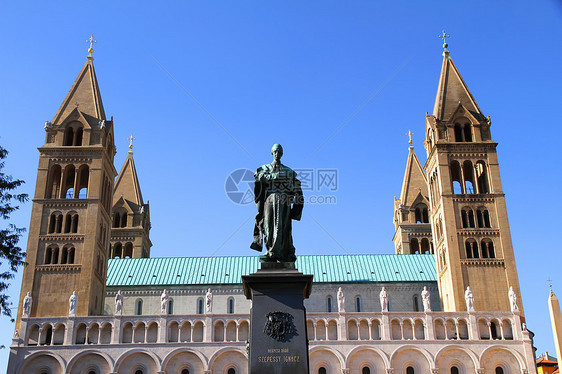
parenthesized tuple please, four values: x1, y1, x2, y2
(242, 265, 313, 374)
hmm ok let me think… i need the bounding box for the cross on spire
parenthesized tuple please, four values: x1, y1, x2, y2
(548, 277, 554, 293)
(86, 35, 97, 57)
(406, 129, 414, 148)
(128, 134, 136, 154)
(439, 30, 450, 55)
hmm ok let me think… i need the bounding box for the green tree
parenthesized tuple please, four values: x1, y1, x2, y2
(0, 145, 28, 318)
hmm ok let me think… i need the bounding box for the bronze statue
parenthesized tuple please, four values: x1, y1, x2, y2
(251, 144, 303, 263)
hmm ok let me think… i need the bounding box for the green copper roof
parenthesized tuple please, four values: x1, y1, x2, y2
(106, 254, 437, 287)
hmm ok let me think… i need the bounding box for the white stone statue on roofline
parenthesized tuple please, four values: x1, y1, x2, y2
(161, 289, 169, 314)
(22, 292, 32, 317)
(380, 287, 389, 312)
(337, 287, 345, 312)
(115, 290, 123, 316)
(69, 291, 78, 317)
(206, 288, 213, 313)
(465, 286, 474, 312)
(508, 286, 519, 312)
(421, 286, 431, 312)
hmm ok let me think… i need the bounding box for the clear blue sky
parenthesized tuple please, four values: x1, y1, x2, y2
(1, 0, 561, 370)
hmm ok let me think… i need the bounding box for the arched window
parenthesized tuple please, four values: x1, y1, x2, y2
(495, 367, 504, 374)
(477, 207, 491, 228)
(135, 370, 143, 374)
(410, 238, 419, 254)
(61, 247, 68, 264)
(362, 368, 371, 374)
(121, 212, 127, 228)
(71, 214, 79, 233)
(454, 123, 463, 142)
(451, 366, 459, 374)
(415, 204, 429, 223)
(88, 371, 96, 374)
(46, 165, 62, 198)
(407, 367, 415, 374)
(113, 242, 122, 258)
(319, 368, 327, 374)
(67, 247, 75, 264)
(228, 369, 236, 374)
(476, 161, 490, 193)
(74, 127, 83, 146)
(463, 123, 473, 142)
(181, 370, 189, 374)
(465, 239, 479, 259)
(48, 212, 63, 234)
(355, 296, 362, 312)
(45, 246, 57, 265)
(481, 239, 495, 259)
(327, 296, 333, 312)
(168, 299, 174, 314)
(63, 127, 74, 146)
(62, 165, 76, 199)
(413, 295, 419, 312)
(77, 165, 89, 198)
(450, 161, 463, 194)
(124, 242, 133, 258)
(64, 213, 72, 233)
(52, 247, 59, 264)
(135, 299, 143, 315)
(461, 207, 475, 228)
(113, 212, 120, 228)
(197, 298, 204, 314)
(228, 297, 235, 314)
(420, 238, 431, 254)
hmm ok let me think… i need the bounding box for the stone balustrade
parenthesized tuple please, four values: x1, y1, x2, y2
(14, 310, 525, 347)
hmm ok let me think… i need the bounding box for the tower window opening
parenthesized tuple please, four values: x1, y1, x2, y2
(113, 212, 120, 228)
(71, 214, 79, 233)
(124, 242, 133, 258)
(113, 242, 122, 258)
(413, 295, 419, 311)
(481, 239, 495, 259)
(450, 161, 463, 194)
(61, 247, 68, 264)
(74, 127, 83, 146)
(228, 369, 236, 374)
(415, 204, 429, 223)
(46, 165, 62, 198)
(362, 367, 371, 374)
(52, 247, 59, 264)
(355, 296, 362, 312)
(327, 296, 333, 312)
(120, 212, 127, 228)
(495, 367, 504, 374)
(62, 165, 76, 198)
(64, 213, 72, 233)
(410, 238, 420, 254)
(68, 247, 75, 264)
(135, 299, 143, 315)
(181, 370, 189, 374)
(168, 299, 173, 314)
(77, 165, 89, 198)
(63, 127, 74, 146)
(465, 240, 479, 259)
(407, 367, 415, 374)
(463, 123, 473, 142)
(451, 366, 459, 374)
(421, 238, 431, 254)
(476, 161, 490, 193)
(454, 124, 463, 142)
(463, 161, 475, 194)
(319, 368, 327, 374)
(197, 298, 204, 314)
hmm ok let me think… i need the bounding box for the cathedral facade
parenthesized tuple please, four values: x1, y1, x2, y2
(7, 44, 537, 374)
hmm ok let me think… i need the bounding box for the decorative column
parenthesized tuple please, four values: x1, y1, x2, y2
(158, 317, 167, 343)
(425, 314, 435, 340)
(381, 313, 390, 340)
(112, 316, 121, 344)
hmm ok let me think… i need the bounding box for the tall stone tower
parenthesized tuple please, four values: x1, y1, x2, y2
(424, 45, 522, 313)
(110, 142, 151, 259)
(15, 50, 116, 325)
(393, 139, 433, 255)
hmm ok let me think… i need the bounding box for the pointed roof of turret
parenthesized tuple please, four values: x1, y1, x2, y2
(51, 56, 106, 125)
(113, 150, 144, 207)
(432, 52, 484, 121)
(399, 145, 428, 206)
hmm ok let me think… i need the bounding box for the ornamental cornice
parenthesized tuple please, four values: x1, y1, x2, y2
(106, 287, 245, 297)
(39, 234, 85, 242)
(448, 153, 488, 159)
(48, 158, 93, 164)
(457, 229, 500, 237)
(460, 259, 505, 267)
(41, 201, 90, 208)
(450, 195, 501, 202)
(39, 146, 105, 156)
(35, 265, 81, 272)
(436, 142, 497, 152)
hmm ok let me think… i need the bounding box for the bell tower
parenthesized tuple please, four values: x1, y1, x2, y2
(16, 44, 116, 325)
(424, 41, 522, 313)
(393, 133, 433, 255)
